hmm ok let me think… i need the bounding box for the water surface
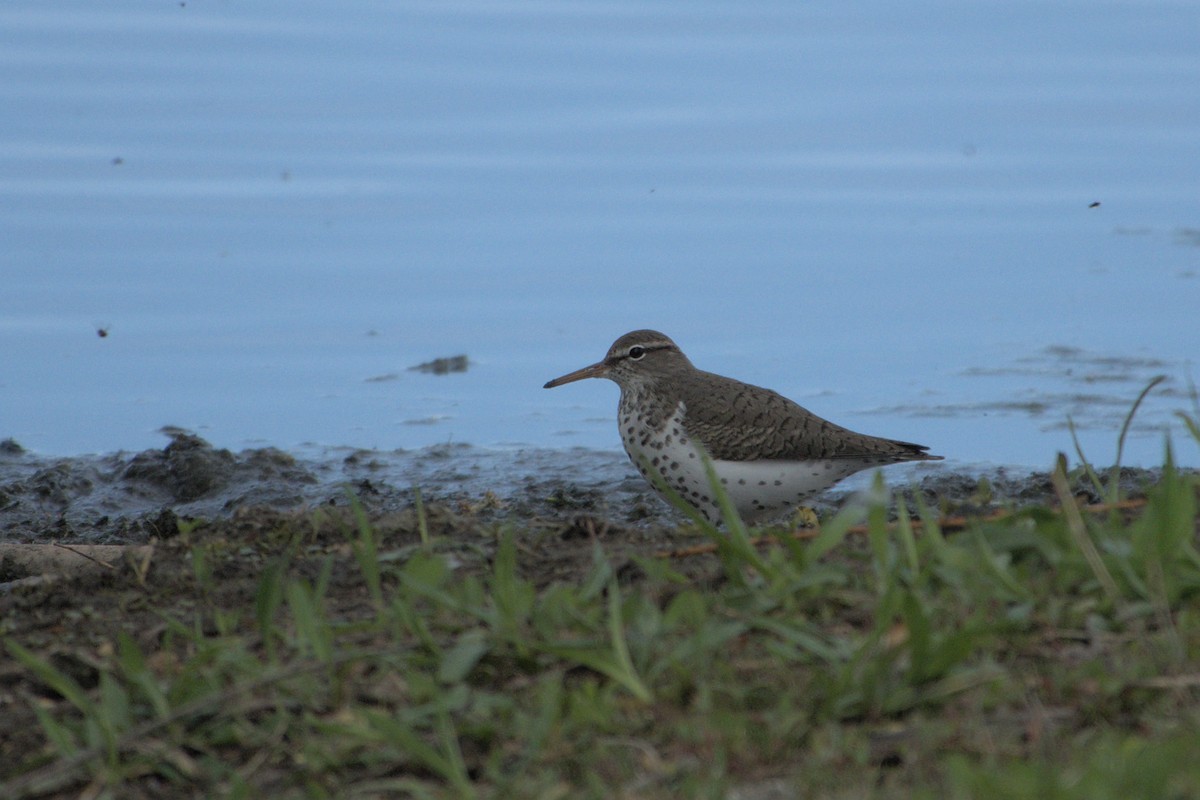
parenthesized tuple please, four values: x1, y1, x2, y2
(2, 1, 1197, 468)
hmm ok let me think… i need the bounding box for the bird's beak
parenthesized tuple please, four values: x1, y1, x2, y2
(543, 360, 608, 389)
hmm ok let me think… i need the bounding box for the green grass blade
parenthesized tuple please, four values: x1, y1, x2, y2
(115, 632, 170, 720)
(1109, 374, 1167, 504)
(28, 701, 81, 757)
(970, 527, 1034, 601)
(433, 703, 474, 797)
(895, 497, 920, 578)
(632, 450, 763, 585)
(807, 500, 868, 566)
(1175, 410, 1200, 447)
(437, 630, 490, 684)
(1051, 454, 1120, 605)
(1067, 416, 1105, 498)
(699, 451, 774, 577)
(347, 491, 384, 610)
(414, 485, 431, 547)
(254, 559, 287, 659)
(5, 640, 97, 716)
(604, 578, 652, 702)
(491, 530, 533, 638)
(286, 580, 334, 661)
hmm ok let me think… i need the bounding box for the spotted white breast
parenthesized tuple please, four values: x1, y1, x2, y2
(619, 399, 869, 524)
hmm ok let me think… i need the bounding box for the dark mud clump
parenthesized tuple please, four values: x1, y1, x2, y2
(0, 431, 319, 544)
(121, 431, 237, 502)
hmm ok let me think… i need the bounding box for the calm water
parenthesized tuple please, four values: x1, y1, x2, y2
(2, 1, 1197, 468)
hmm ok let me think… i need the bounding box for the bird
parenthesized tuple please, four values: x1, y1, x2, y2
(544, 329, 942, 524)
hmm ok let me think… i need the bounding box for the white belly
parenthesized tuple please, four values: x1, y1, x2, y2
(620, 401, 869, 524)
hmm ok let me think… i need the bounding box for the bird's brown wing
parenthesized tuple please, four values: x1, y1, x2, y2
(677, 370, 938, 463)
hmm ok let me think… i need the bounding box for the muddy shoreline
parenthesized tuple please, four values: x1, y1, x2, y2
(0, 430, 1175, 547)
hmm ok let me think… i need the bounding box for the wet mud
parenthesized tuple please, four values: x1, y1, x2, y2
(0, 430, 1174, 548)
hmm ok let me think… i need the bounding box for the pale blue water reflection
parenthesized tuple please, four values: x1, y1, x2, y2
(1, 1, 1197, 467)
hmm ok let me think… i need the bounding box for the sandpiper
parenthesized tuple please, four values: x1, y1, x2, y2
(544, 330, 942, 523)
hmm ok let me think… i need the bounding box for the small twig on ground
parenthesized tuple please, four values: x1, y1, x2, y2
(51, 542, 118, 570)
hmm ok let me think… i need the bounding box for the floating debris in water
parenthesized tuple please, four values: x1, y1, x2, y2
(409, 355, 469, 375)
(1175, 227, 1200, 247)
(402, 414, 453, 426)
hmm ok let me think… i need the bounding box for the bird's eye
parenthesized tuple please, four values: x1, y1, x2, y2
(628, 345, 646, 360)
